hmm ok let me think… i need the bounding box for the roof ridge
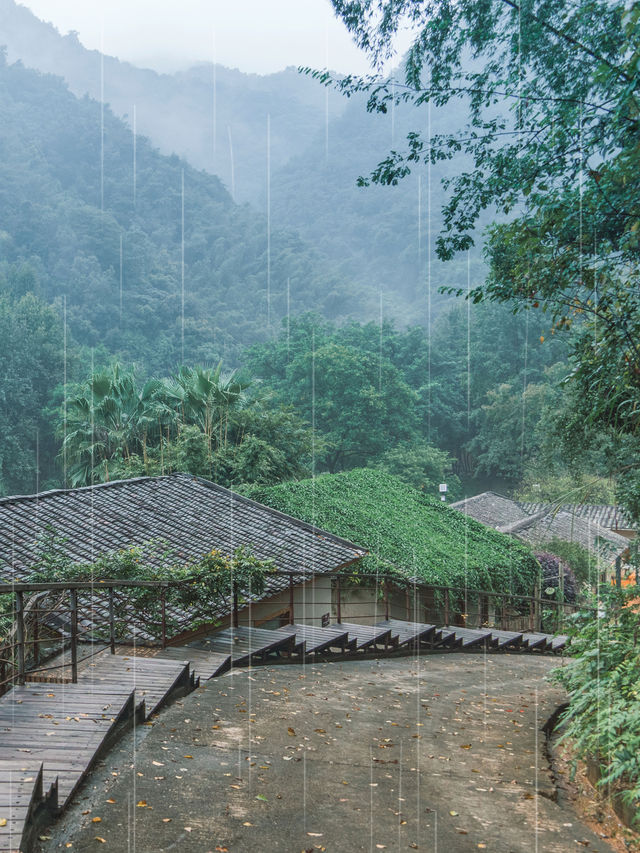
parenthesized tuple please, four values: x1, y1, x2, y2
(450, 490, 513, 508)
(0, 473, 188, 507)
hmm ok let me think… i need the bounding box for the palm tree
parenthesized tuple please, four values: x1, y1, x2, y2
(60, 364, 175, 486)
(159, 363, 251, 454)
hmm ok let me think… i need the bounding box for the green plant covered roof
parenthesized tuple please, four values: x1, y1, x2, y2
(247, 469, 539, 594)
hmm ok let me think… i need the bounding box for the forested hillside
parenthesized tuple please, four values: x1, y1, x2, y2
(0, 52, 370, 371)
(0, 2, 618, 513)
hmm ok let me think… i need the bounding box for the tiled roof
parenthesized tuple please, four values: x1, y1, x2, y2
(0, 473, 365, 584)
(501, 510, 629, 562)
(449, 492, 530, 530)
(450, 492, 630, 564)
(519, 502, 633, 530)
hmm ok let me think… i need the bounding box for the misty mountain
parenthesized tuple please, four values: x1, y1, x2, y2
(0, 0, 345, 203)
(0, 0, 482, 320)
(0, 52, 371, 371)
(268, 90, 481, 324)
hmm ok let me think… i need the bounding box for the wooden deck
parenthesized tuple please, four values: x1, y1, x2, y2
(0, 763, 56, 853)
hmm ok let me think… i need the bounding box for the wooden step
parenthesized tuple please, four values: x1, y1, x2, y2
(271, 624, 353, 655)
(194, 627, 296, 666)
(0, 762, 57, 853)
(334, 622, 394, 651)
(487, 629, 524, 649)
(442, 627, 493, 648)
(0, 685, 138, 810)
(521, 632, 552, 651)
(375, 619, 436, 647)
(78, 654, 192, 716)
(157, 647, 232, 680)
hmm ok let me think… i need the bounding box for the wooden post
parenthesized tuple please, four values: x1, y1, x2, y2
(232, 581, 239, 629)
(161, 585, 167, 649)
(33, 606, 39, 668)
(444, 588, 450, 626)
(15, 591, 25, 686)
(405, 587, 410, 621)
(289, 574, 295, 625)
(69, 589, 78, 684)
(109, 587, 115, 654)
(384, 581, 390, 621)
(336, 576, 342, 624)
(500, 597, 507, 631)
(529, 590, 535, 632)
(559, 562, 565, 632)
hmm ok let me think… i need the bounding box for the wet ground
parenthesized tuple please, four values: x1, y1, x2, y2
(37, 653, 612, 852)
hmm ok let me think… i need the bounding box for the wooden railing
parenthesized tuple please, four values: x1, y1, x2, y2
(0, 569, 589, 695)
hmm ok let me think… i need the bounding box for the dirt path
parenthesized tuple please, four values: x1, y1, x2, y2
(38, 654, 615, 852)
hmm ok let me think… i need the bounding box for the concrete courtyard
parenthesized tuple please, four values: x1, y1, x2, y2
(39, 653, 612, 852)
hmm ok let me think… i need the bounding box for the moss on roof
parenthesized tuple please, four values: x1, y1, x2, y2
(247, 469, 539, 594)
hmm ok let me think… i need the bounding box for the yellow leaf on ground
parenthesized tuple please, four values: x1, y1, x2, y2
(92, 817, 102, 823)
(287, 727, 295, 736)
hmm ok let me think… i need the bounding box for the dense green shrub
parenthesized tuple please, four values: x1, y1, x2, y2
(247, 468, 539, 594)
(553, 587, 640, 823)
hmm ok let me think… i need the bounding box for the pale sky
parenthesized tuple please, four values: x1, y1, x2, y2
(18, 0, 396, 75)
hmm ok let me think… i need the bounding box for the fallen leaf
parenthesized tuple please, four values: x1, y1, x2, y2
(106, 798, 115, 804)
(243, 821, 253, 826)
(256, 794, 268, 802)
(162, 818, 172, 823)
(449, 810, 458, 816)
(92, 817, 102, 823)
(95, 838, 106, 844)
(0, 819, 6, 827)
(460, 744, 472, 749)
(137, 800, 147, 807)
(307, 833, 323, 837)
(287, 727, 296, 736)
